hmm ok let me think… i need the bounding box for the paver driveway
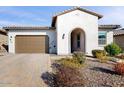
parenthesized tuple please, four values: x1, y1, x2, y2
(0, 54, 51, 87)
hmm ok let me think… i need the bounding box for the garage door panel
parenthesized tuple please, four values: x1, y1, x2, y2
(15, 35, 49, 53)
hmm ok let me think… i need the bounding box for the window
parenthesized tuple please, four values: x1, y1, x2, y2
(98, 31, 106, 45)
(77, 34, 80, 48)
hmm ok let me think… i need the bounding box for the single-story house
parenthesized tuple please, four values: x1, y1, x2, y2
(3, 7, 121, 55)
(0, 29, 8, 52)
(114, 29, 124, 50)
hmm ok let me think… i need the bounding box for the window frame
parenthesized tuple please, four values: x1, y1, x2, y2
(98, 31, 107, 46)
(77, 33, 80, 48)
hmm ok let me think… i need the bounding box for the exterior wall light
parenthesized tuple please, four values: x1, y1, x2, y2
(10, 36, 12, 43)
(62, 34, 65, 39)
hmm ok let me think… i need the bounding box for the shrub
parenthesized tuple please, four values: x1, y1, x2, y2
(114, 63, 124, 75)
(72, 52, 86, 64)
(104, 43, 122, 56)
(92, 49, 106, 58)
(59, 57, 83, 69)
(96, 52, 108, 63)
(54, 53, 85, 87)
(55, 65, 84, 87)
(58, 52, 86, 68)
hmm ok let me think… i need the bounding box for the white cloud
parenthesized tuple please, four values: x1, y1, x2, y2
(34, 18, 47, 22)
(0, 7, 48, 23)
(99, 7, 124, 26)
(2, 7, 124, 27)
(0, 20, 21, 26)
(0, 20, 36, 27)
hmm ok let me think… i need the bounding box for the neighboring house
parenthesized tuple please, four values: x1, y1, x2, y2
(3, 7, 121, 55)
(0, 29, 8, 52)
(114, 29, 124, 50)
(98, 25, 120, 50)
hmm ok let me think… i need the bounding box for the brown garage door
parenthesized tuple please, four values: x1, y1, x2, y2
(15, 35, 49, 53)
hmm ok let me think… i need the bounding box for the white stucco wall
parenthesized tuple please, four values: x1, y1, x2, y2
(98, 31, 113, 50)
(56, 10, 99, 55)
(7, 9, 114, 55)
(8, 29, 56, 54)
(107, 31, 113, 44)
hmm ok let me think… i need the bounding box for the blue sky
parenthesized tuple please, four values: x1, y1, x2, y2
(0, 6, 124, 28)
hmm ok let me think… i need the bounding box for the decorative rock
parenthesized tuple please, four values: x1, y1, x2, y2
(80, 58, 124, 87)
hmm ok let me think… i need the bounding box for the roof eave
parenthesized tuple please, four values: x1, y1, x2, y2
(3, 26, 56, 31)
(0, 29, 7, 35)
(51, 7, 103, 27)
(98, 25, 121, 30)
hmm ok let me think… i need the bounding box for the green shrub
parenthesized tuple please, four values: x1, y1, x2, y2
(92, 49, 106, 58)
(72, 52, 86, 64)
(55, 65, 84, 87)
(104, 43, 122, 56)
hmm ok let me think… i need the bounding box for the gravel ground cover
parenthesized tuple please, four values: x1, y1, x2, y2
(50, 56, 124, 87)
(81, 57, 124, 87)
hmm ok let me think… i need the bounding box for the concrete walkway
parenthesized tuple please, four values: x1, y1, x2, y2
(0, 54, 51, 87)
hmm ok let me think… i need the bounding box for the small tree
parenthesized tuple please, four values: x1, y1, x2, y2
(104, 43, 122, 56)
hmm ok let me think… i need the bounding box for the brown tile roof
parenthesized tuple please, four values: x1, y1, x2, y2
(0, 29, 7, 35)
(52, 7, 103, 27)
(114, 30, 124, 36)
(3, 26, 55, 31)
(99, 25, 121, 29)
(3, 25, 121, 32)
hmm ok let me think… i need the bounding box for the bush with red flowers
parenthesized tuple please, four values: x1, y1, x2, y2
(114, 63, 124, 75)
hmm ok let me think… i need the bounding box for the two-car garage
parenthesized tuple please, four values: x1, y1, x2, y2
(15, 35, 49, 53)
(4, 26, 56, 54)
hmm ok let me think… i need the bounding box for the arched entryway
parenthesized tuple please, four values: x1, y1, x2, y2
(71, 28, 85, 53)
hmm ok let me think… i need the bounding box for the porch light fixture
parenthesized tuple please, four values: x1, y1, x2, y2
(62, 34, 65, 39)
(10, 36, 12, 43)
